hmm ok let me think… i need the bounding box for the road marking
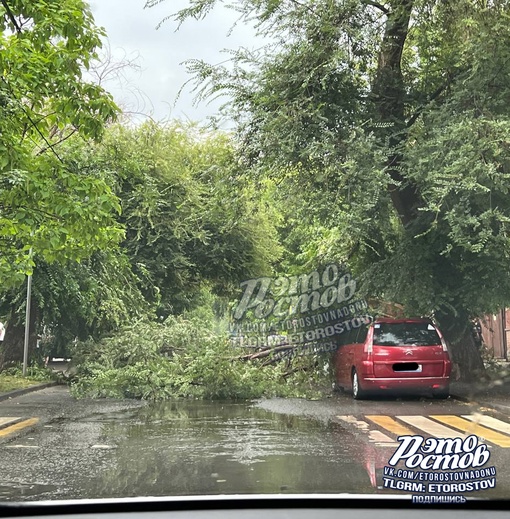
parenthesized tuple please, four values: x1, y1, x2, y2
(0, 418, 39, 438)
(366, 415, 414, 437)
(336, 416, 396, 445)
(0, 417, 22, 429)
(396, 416, 467, 439)
(338, 414, 510, 448)
(430, 415, 510, 447)
(5, 444, 40, 449)
(336, 415, 369, 430)
(368, 430, 398, 446)
(462, 414, 510, 436)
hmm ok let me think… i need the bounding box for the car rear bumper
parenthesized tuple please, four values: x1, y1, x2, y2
(361, 376, 450, 391)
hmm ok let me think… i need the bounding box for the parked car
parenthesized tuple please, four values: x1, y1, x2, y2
(333, 317, 451, 399)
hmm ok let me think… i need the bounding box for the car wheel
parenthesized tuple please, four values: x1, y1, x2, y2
(432, 387, 450, 399)
(352, 369, 367, 400)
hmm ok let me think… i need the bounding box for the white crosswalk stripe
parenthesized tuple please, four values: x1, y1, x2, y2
(396, 416, 468, 439)
(462, 414, 510, 435)
(336, 413, 510, 447)
(0, 417, 22, 428)
(337, 415, 398, 446)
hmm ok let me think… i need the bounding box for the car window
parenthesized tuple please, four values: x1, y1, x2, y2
(373, 323, 441, 347)
(354, 324, 369, 344)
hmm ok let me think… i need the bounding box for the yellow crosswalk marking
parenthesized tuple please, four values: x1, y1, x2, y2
(397, 416, 467, 439)
(462, 414, 510, 436)
(338, 414, 510, 449)
(0, 417, 22, 428)
(0, 418, 39, 438)
(366, 415, 414, 437)
(430, 415, 510, 447)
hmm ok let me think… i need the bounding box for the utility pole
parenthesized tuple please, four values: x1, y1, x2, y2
(501, 308, 508, 361)
(22, 248, 33, 377)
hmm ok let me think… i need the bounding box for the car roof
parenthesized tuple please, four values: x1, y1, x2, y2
(373, 317, 433, 324)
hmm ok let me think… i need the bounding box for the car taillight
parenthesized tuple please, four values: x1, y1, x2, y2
(365, 342, 373, 354)
(440, 337, 448, 352)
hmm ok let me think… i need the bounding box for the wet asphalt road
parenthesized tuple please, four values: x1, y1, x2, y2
(0, 386, 509, 502)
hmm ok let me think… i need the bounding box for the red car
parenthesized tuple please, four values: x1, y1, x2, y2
(333, 318, 451, 399)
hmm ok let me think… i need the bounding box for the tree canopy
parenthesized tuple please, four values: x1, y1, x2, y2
(68, 121, 282, 317)
(3, 0, 509, 384)
(0, 120, 284, 365)
(0, 0, 120, 287)
(154, 0, 510, 377)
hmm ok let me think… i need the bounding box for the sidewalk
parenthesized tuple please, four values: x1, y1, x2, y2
(450, 381, 510, 413)
(0, 381, 58, 402)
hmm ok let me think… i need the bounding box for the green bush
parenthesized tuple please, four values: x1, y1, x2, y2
(1, 363, 55, 381)
(70, 316, 331, 400)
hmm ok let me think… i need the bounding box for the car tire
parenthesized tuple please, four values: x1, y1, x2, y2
(432, 387, 450, 399)
(352, 369, 367, 400)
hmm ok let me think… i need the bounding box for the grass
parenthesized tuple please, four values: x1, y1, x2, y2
(0, 375, 49, 393)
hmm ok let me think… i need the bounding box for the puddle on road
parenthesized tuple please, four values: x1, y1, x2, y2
(2, 398, 508, 501)
(78, 400, 372, 498)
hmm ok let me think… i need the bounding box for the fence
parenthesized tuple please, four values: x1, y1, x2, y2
(480, 310, 509, 360)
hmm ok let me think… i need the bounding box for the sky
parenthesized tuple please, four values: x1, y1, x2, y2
(88, 0, 262, 124)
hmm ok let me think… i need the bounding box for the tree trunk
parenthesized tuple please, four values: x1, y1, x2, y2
(435, 310, 486, 382)
(371, 0, 422, 227)
(0, 302, 40, 371)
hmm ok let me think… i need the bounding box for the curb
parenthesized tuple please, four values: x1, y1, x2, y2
(0, 381, 58, 403)
(450, 391, 510, 414)
(449, 392, 474, 404)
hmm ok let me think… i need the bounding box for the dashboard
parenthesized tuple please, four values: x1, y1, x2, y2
(0, 495, 508, 518)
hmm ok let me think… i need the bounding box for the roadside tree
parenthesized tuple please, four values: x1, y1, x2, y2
(156, 0, 510, 379)
(0, 1, 120, 367)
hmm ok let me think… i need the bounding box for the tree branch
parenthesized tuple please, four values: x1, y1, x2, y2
(37, 128, 77, 156)
(0, 0, 22, 34)
(287, 0, 316, 15)
(406, 83, 447, 128)
(362, 0, 389, 14)
(0, 203, 62, 221)
(0, 76, 64, 164)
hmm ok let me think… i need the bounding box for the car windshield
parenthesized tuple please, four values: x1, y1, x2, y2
(373, 323, 442, 347)
(1, 0, 510, 512)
